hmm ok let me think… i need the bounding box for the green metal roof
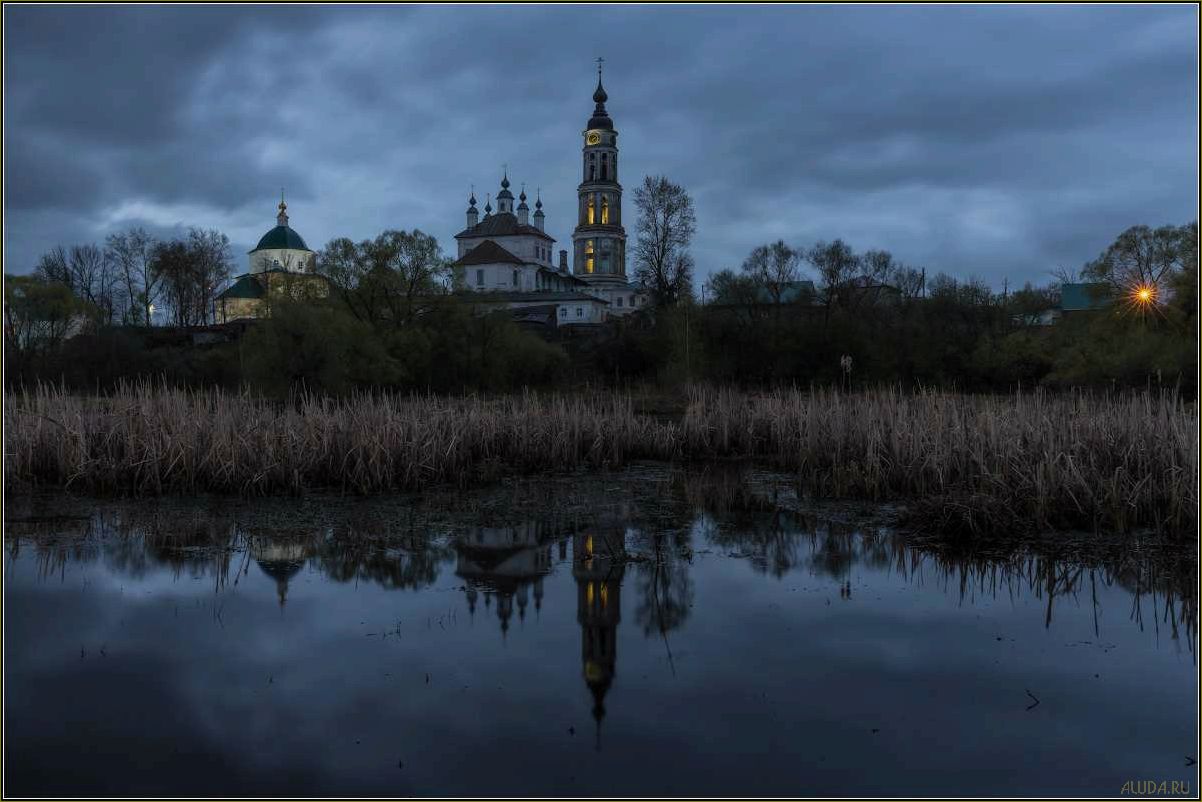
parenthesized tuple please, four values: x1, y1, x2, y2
(1060, 282, 1111, 312)
(754, 281, 816, 304)
(216, 274, 265, 300)
(251, 225, 311, 253)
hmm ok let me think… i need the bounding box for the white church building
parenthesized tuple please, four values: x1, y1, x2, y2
(451, 67, 648, 327)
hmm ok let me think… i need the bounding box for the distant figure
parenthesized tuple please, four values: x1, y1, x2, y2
(840, 355, 853, 392)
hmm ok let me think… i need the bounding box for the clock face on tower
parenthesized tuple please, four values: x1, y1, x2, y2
(586, 131, 601, 146)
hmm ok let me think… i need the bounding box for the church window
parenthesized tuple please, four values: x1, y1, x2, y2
(577, 307, 583, 318)
(601, 153, 608, 181)
(587, 197, 595, 225)
(512, 269, 519, 287)
(601, 197, 609, 224)
(559, 307, 566, 317)
(476, 269, 484, 287)
(617, 296, 624, 307)
(585, 240, 594, 273)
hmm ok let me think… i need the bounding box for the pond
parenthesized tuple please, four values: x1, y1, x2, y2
(4, 466, 1197, 797)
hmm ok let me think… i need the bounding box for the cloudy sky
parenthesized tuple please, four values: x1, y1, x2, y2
(4, 4, 1197, 288)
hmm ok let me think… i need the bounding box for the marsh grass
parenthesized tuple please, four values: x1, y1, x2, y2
(5, 382, 1196, 535)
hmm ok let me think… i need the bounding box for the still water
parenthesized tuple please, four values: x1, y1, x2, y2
(4, 467, 1197, 797)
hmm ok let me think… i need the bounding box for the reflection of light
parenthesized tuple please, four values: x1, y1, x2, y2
(587, 582, 595, 606)
(600, 584, 608, 609)
(585, 535, 593, 556)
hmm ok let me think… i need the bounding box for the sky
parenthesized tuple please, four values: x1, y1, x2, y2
(3, 4, 1197, 289)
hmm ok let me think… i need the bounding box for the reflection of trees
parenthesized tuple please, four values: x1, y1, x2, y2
(5, 472, 1196, 652)
(702, 509, 1197, 651)
(632, 532, 694, 640)
(316, 536, 447, 591)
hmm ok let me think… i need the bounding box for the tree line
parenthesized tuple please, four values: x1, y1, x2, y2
(3, 172, 1196, 396)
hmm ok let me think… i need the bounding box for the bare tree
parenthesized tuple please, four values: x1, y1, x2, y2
(187, 228, 232, 325)
(34, 244, 118, 326)
(105, 228, 158, 326)
(740, 240, 802, 305)
(1082, 222, 1197, 298)
(891, 266, 926, 301)
(633, 175, 696, 306)
(806, 238, 859, 321)
(858, 249, 895, 285)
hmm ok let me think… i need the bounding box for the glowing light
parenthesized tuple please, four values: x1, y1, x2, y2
(1126, 284, 1159, 313)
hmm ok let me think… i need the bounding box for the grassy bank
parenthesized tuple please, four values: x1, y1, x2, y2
(4, 383, 1196, 536)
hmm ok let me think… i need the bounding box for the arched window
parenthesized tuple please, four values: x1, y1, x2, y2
(585, 240, 594, 273)
(587, 197, 595, 225)
(601, 197, 609, 224)
(601, 153, 608, 181)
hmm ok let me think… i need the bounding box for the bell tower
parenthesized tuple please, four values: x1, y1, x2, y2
(571, 59, 627, 284)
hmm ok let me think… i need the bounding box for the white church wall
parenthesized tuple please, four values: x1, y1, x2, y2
(249, 248, 314, 274)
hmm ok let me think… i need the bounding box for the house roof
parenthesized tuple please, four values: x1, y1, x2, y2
(251, 225, 312, 253)
(454, 240, 525, 267)
(216, 274, 265, 300)
(1060, 282, 1111, 311)
(754, 280, 816, 304)
(455, 212, 555, 242)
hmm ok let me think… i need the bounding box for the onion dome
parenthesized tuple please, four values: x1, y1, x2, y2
(252, 196, 310, 252)
(466, 188, 477, 214)
(588, 73, 613, 130)
(496, 170, 514, 201)
(517, 184, 529, 211)
(484, 194, 492, 215)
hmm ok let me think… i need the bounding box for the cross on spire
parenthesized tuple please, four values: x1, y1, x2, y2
(596, 56, 604, 76)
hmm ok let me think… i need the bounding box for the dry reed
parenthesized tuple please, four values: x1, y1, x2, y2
(4, 382, 1196, 535)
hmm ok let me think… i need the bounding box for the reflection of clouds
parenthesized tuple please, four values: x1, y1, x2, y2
(5, 468, 1199, 796)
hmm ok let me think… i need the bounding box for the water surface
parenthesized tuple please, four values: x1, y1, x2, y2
(4, 467, 1197, 796)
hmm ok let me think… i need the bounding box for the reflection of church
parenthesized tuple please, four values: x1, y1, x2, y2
(250, 537, 314, 609)
(454, 524, 555, 634)
(451, 521, 628, 747)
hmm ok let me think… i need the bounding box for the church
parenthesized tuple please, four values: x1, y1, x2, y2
(215, 197, 331, 323)
(217, 65, 647, 327)
(451, 66, 649, 327)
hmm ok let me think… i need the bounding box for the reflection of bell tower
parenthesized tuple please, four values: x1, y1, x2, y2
(573, 529, 626, 750)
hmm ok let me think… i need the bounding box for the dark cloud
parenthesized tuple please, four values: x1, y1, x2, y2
(3, 4, 1196, 286)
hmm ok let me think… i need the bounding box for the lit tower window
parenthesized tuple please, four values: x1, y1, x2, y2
(586, 240, 595, 273)
(587, 197, 596, 225)
(601, 197, 609, 224)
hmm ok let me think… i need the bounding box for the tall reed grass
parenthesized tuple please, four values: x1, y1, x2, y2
(5, 383, 1196, 535)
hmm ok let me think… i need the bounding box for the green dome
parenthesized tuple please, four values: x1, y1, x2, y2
(252, 225, 310, 252)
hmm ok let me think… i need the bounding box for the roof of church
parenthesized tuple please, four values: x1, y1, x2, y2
(455, 212, 555, 242)
(216, 274, 265, 300)
(454, 240, 525, 267)
(217, 270, 330, 300)
(251, 224, 312, 253)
